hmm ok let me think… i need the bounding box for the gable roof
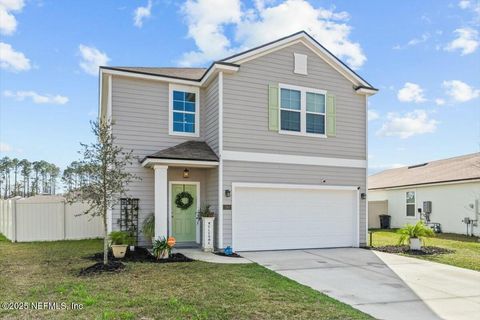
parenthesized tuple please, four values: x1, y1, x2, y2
(221, 31, 376, 90)
(100, 31, 377, 92)
(142, 141, 219, 163)
(369, 153, 480, 190)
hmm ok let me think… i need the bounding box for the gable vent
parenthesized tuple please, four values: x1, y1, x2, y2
(294, 53, 307, 75)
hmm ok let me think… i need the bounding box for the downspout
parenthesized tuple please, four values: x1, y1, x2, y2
(218, 71, 224, 249)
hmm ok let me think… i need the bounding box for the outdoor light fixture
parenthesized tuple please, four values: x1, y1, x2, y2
(183, 168, 190, 178)
(225, 189, 231, 197)
(361, 193, 366, 200)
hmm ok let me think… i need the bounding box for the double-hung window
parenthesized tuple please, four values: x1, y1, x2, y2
(406, 191, 416, 217)
(169, 85, 199, 137)
(279, 84, 326, 136)
(280, 88, 301, 132)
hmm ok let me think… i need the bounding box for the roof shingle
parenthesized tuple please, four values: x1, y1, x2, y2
(143, 141, 218, 162)
(369, 153, 480, 190)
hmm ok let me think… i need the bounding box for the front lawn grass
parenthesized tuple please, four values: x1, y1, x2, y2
(0, 236, 371, 320)
(371, 229, 480, 271)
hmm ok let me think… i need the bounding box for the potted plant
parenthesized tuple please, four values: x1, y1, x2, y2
(152, 236, 176, 259)
(197, 204, 215, 252)
(142, 213, 155, 244)
(397, 221, 435, 250)
(109, 231, 130, 258)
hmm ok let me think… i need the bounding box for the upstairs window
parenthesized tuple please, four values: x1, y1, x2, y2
(169, 85, 199, 137)
(279, 84, 326, 136)
(280, 88, 301, 132)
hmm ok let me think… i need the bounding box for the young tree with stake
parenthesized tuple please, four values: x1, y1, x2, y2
(66, 120, 139, 265)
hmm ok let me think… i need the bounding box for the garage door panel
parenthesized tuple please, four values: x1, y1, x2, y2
(233, 186, 357, 251)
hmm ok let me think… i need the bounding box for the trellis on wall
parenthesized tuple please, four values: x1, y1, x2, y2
(118, 198, 139, 245)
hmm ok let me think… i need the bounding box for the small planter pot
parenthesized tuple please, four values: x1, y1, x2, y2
(409, 238, 421, 250)
(159, 249, 169, 259)
(111, 244, 128, 258)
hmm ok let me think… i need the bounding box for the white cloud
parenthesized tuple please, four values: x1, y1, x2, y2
(180, 0, 242, 66)
(133, 0, 152, 28)
(459, 0, 480, 17)
(78, 44, 109, 76)
(0, 42, 30, 72)
(0, 0, 24, 35)
(368, 109, 379, 121)
(397, 82, 427, 103)
(3, 90, 69, 104)
(435, 98, 446, 106)
(377, 110, 438, 139)
(0, 142, 12, 152)
(393, 32, 430, 49)
(444, 28, 479, 55)
(442, 80, 480, 102)
(179, 0, 366, 69)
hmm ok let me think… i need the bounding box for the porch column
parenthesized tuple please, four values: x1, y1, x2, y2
(154, 165, 168, 240)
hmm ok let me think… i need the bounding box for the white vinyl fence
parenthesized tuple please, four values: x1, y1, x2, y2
(0, 196, 103, 242)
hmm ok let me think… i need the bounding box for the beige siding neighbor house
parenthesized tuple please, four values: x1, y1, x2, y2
(369, 153, 480, 236)
(99, 31, 378, 251)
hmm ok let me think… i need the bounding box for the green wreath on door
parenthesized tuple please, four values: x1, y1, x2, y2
(175, 191, 194, 210)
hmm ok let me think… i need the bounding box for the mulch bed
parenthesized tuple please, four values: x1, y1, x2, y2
(79, 261, 125, 276)
(214, 252, 243, 258)
(84, 247, 193, 263)
(373, 245, 454, 255)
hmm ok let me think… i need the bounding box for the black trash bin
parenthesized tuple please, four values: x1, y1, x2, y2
(379, 214, 391, 229)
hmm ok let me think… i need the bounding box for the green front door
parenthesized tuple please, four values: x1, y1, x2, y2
(172, 184, 197, 242)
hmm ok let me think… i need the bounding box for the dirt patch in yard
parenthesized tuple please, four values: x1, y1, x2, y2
(85, 247, 193, 263)
(79, 261, 125, 276)
(213, 252, 243, 258)
(374, 245, 454, 255)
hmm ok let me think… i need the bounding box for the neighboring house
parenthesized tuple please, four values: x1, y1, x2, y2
(98, 31, 378, 251)
(368, 153, 480, 236)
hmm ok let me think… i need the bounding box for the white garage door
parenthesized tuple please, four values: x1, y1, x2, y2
(232, 184, 358, 251)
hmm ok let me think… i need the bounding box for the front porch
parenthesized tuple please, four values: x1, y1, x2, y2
(141, 141, 220, 248)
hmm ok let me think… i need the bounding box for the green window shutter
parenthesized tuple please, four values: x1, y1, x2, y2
(326, 94, 336, 137)
(268, 84, 279, 131)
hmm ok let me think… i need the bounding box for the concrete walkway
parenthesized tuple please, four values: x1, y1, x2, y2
(175, 248, 251, 264)
(241, 248, 480, 320)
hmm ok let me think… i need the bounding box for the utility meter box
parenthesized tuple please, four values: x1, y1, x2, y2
(423, 201, 432, 214)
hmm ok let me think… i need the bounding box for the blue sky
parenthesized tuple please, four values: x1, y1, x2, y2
(1, 0, 479, 175)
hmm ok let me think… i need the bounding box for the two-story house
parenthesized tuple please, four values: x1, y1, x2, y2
(98, 31, 377, 251)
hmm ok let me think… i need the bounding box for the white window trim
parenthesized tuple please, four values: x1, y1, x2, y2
(405, 190, 416, 218)
(278, 83, 327, 138)
(168, 84, 200, 137)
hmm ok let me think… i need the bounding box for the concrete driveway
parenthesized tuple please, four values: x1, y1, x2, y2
(241, 248, 480, 320)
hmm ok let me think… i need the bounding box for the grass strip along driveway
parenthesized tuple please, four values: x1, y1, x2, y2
(0, 235, 371, 320)
(371, 229, 480, 271)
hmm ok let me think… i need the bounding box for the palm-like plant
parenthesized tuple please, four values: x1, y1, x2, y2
(397, 221, 435, 249)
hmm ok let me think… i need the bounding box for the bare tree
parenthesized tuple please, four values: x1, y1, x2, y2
(66, 121, 139, 265)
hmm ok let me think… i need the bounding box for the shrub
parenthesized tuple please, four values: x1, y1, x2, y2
(397, 221, 435, 246)
(109, 231, 131, 245)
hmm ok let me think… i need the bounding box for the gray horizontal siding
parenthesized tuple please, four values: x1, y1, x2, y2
(110, 75, 219, 245)
(222, 160, 367, 247)
(223, 42, 366, 160)
(204, 77, 219, 155)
